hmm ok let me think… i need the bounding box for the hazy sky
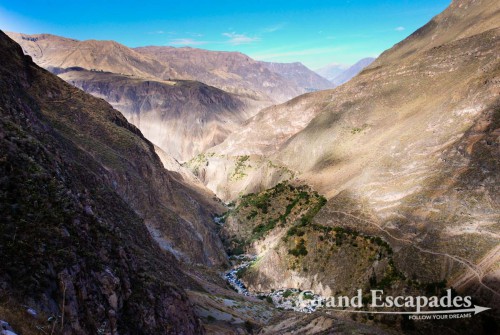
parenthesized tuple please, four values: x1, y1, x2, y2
(0, 0, 450, 69)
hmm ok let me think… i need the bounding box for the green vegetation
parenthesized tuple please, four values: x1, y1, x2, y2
(371, 259, 406, 290)
(236, 266, 248, 279)
(222, 182, 328, 255)
(231, 155, 250, 180)
(251, 220, 277, 241)
(302, 292, 314, 300)
(288, 238, 308, 257)
(350, 123, 368, 134)
(184, 152, 215, 174)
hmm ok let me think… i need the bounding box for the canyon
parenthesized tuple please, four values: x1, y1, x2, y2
(1, 0, 499, 334)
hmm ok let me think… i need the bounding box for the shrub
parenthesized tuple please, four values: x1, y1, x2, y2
(289, 239, 308, 257)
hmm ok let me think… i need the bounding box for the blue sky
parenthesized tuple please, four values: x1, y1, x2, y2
(0, 0, 450, 69)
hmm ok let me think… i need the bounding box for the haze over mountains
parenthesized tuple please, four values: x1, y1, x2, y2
(1, 0, 499, 334)
(315, 57, 375, 85)
(260, 61, 334, 92)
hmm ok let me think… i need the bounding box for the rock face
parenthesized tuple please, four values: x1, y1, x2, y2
(193, 0, 500, 314)
(0, 30, 214, 334)
(259, 61, 334, 92)
(58, 68, 266, 162)
(134, 46, 304, 103)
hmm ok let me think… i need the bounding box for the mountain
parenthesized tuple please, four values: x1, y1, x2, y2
(315, 58, 375, 85)
(0, 31, 230, 268)
(329, 57, 375, 85)
(0, 31, 390, 335)
(5, 32, 179, 80)
(0, 29, 228, 334)
(6, 33, 307, 161)
(190, 0, 500, 327)
(7, 32, 308, 104)
(259, 61, 335, 92)
(57, 68, 266, 162)
(134, 46, 305, 103)
(6, 33, 270, 161)
(314, 62, 349, 81)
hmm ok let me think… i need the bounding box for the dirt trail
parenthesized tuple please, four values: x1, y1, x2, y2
(329, 211, 500, 298)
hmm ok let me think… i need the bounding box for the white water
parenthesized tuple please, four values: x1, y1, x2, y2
(215, 214, 325, 313)
(224, 255, 323, 313)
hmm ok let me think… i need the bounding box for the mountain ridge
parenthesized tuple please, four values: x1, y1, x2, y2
(259, 61, 334, 92)
(134, 45, 305, 102)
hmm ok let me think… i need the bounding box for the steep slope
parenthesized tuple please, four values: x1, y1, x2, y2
(0, 30, 212, 334)
(329, 57, 375, 85)
(0, 31, 230, 267)
(6, 32, 179, 80)
(193, 0, 500, 313)
(134, 46, 304, 102)
(58, 68, 266, 161)
(259, 61, 334, 92)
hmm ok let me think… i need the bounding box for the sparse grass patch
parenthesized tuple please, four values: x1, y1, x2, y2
(231, 155, 250, 180)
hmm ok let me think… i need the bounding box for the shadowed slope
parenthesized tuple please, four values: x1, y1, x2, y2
(0, 30, 213, 334)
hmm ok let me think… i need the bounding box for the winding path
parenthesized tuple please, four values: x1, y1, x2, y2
(329, 210, 500, 298)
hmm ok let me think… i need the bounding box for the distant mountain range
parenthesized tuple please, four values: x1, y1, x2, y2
(314, 62, 349, 81)
(7, 32, 333, 161)
(315, 57, 375, 85)
(260, 61, 334, 92)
